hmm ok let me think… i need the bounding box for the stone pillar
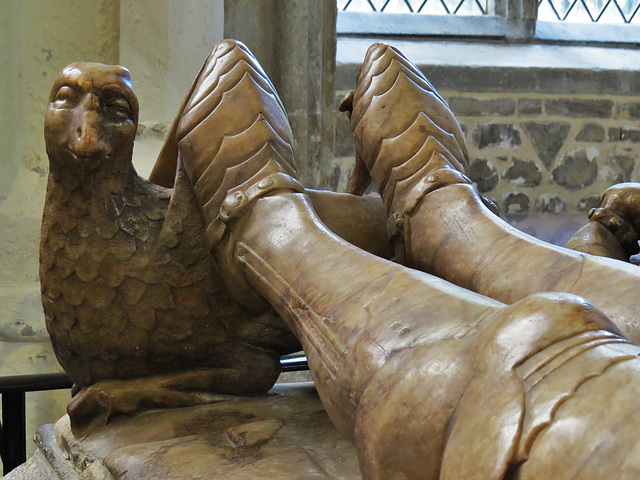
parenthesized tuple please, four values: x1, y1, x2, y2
(0, 0, 120, 457)
(119, 0, 224, 177)
(224, 0, 338, 189)
(0, 0, 225, 460)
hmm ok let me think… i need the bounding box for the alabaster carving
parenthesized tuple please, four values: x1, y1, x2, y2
(41, 47, 390, 432)
(175, 41, 640, 479)
(189, 45, 640, 479)
(342, 43, 640, 344)
(566, 182, 640, 262)
(41, 60, 304, 429)
(41, 39, 640, 479)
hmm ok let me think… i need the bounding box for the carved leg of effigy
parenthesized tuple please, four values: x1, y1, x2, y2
(146, 47, 393, 262)
(346, 42, 640, 343)
(176, 39, 640, 480)
(227, 193, 640, 480)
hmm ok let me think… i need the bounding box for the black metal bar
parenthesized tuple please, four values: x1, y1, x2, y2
(0, 372, 74, 394)
(2, 392, 26, 475)
(280, 355, 310, 372)
(0, 355, 309, 393)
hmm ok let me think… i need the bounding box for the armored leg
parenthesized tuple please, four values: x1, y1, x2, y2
(346, 42, 640, 343)
(178, 39, 640, 480)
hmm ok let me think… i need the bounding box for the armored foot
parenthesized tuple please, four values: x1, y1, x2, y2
(566, 182, 640, 261)
(345, 42, 640, 344)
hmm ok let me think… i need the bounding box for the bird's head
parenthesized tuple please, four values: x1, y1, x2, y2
(45, 62, 139, 176)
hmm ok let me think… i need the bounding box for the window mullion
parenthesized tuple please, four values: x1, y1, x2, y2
(504, 0, 538, 19)
(492, 0, 508, 17)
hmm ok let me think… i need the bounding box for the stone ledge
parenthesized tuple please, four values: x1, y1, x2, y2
(336, 38, 640, 95)
(13, 383, 360, 480)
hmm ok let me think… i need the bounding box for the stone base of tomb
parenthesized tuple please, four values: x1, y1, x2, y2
(5, 382, 361, 480)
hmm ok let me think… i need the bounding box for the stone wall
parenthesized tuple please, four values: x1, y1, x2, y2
(333, 39, 640, 214)
(0, 0, 122, 461)
(0, 0, 223, 460)
(334, 90, 640, 213)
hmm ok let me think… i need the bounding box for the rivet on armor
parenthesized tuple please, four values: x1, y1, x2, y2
(591, 208, 605, 220)
(220, 191, 247, 221)
(608, 217, 623, 231)
(258, 176, 276, 189)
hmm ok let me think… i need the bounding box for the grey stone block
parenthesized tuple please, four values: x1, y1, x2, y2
(334, 111, 355, 157)
(504, 158, 541, 187)
(605, 154, 635, 183)
(469, 158, 499, 193)
(545, 99, 613, 118)
(421, 64, 640, 95)
(518, 99, 542, 116)
(576, 123, 605, 142)
(552, 150, 599, 190)
(448, 97, 516, 117)
(623, 128, 640, 142)
(578, 195, 602, 211)
(336, 57, 640, 95)
(329, 163, 342, 192)
(608, 127, 622, 141)
(504, 192, 530, 214)
(2, 450, 63, 480)
(522, 121, 571, 169)
(616, 102, 640, 119)
(336, 64, 359, 90)
(472, 123, 521, 149)
(537, 195, 567, 214)
(608, 126, 640, 142)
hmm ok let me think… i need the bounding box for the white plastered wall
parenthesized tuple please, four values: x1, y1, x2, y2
(0, 0, 223, 460)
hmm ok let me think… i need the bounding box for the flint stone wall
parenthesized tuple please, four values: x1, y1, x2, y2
(333, 38, 640, 214)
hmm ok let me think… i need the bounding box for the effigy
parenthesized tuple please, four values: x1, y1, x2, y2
(340, 43, 640, 343)
(29, 40, 640, 479)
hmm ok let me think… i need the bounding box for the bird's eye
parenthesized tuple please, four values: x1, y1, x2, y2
(104, 97, 132, 121)
(52, 86, 78, 109)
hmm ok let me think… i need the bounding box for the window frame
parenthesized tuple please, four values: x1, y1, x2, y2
(337, 0, 640, 45)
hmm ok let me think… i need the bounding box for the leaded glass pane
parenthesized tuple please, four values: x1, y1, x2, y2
(339, 0, 488, 15)
(407, 0, 428, 10)
(583, 0, 611, 20)
(341, 0, 375, 12)
(617, 0, 640, 20)
(538, 0, 640, 22)
(371, 0, 390, 10)
(598, 2, 626, 21)
(564, 1, 595, 21)
(416, 0, 449, 14)
(381, 0, 414, 12)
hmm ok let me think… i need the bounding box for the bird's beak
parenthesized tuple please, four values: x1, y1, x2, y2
(67, 94, 112, 160)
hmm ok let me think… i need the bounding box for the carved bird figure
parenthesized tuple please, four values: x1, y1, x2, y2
(40, 59, 301, 424)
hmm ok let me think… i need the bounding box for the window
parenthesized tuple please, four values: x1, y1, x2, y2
(337, 0, 640, 43)
(338, 0, 488, 17)
(539, 0, 640, 23)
